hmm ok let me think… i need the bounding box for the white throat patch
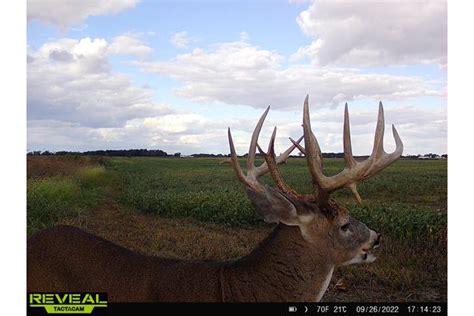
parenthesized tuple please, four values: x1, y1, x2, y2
(315, 266, 334, 302)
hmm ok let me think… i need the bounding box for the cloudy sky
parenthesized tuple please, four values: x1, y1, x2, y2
(27, 0, 447, 155)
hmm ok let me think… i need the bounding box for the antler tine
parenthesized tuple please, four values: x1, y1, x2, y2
(247, 106, 270, 173)
(255, 127, 276, 170)
(257, 127, 301, 198)
(385, 124, 404, 166)
(227, 127, 264, 192)
(256, 127, 279, 175)
(228, 128, 248, 184)
(343, 103, 357, 169)
(276, 135, 304, 163)
(342, 103, 361, 203)
(361, 102, 404, 179)
(391, 124, 404, 156)
(254, 135, 303, 177)
(289, 137, 306, 155)
(267, 126, 278, 155)
(362, 125, 404, 179)
(371, 102, 385, 160)
(303, 95, 328, 199)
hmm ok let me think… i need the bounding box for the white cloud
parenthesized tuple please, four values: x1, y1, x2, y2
(29, 100, 444, 156)
(306, 104, 447, 155)
(108, 33, 153, 57)
(28, 114, 227, 153)
(133, 39, 443, 110)
(27, 0, 139, 29)
(294, 0, 447, 66)
(28, 37, 171, 128)
(170, 31, 195, 49)
(28, 101, 446, 156)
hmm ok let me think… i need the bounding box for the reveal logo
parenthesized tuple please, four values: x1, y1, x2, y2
(28, 293, 107, 315)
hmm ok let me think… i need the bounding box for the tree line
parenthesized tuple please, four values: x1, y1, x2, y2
(28, 149, 171, 157)
(27, 150, 447, 159)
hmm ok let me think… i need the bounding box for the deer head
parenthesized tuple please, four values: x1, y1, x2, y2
(227, 95, 403, 267)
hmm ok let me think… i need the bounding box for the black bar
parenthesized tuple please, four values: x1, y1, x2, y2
(109, 302, 448, 316)
(28, 302, 447, 316)
(107, 302, 447, 316)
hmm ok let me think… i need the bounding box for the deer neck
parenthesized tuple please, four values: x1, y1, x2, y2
(223, 224, 334, 302)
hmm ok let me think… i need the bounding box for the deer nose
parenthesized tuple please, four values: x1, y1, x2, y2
(373, 233, 382, 248)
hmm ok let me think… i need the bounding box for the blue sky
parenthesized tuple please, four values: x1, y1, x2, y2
(27, 1, 309, 58)
(27, 0, 447, 155)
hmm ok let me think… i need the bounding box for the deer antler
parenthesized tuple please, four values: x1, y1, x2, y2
(302, 95, 403, 203)
(228, 97, 403, 205)
(227, 106, 303, 193)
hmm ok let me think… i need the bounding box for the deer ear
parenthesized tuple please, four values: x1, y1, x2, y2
(246, 186, 314, 225)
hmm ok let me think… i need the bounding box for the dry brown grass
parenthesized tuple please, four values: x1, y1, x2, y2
(27, 156, 106, 179)
(61, 201, 270, 261)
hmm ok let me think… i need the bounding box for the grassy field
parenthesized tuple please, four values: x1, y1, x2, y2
(27, 156, 447, 302)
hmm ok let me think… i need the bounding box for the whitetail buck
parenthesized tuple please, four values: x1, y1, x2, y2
(28, 95, 403, 302)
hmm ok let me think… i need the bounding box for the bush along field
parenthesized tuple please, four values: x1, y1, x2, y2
(27, 156, 115, 235)
(27, 156, 447, 301)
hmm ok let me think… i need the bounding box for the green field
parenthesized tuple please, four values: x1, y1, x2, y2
(27, 156, 447, 301)
(112, 157, 447, 231)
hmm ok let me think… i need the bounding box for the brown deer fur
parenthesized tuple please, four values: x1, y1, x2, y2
(28, 223, 334, 302)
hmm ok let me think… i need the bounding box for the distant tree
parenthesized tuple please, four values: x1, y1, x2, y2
(81, 149, 168, 157)
(174, 152, 181, 158)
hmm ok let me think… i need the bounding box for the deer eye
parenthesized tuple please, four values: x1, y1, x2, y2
(340, 223, 350, 232)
